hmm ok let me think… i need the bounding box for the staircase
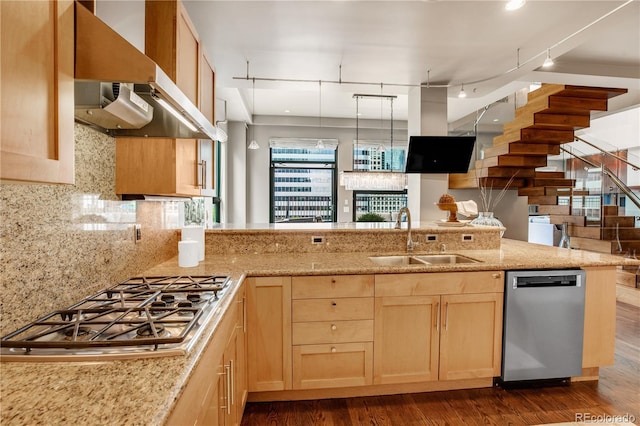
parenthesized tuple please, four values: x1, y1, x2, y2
(450, 83, 639, 305)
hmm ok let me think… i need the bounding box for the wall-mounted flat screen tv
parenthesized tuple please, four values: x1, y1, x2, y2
(404, 136, 476, 173)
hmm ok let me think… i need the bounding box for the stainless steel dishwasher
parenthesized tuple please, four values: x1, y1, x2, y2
(501, 269, 586, 383)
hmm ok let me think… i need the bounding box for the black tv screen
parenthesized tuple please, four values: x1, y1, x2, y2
(404, 136, 476, 174)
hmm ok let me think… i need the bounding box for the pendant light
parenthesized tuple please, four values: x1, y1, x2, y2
(542, 49, 555, 68)
(458, 83, 467, 98)
(248, 77, 259, 150)
(339, 94, 407, 191)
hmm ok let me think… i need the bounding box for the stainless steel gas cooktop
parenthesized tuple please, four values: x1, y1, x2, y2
(0, 275, 230, 362)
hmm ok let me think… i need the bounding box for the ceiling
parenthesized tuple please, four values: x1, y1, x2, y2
(98, 1, 640, 127)
(180, 0, 639, 126)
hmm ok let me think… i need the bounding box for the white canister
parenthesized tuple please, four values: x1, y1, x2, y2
(181, 226, 205, 261)
(178, 240, 199, 267)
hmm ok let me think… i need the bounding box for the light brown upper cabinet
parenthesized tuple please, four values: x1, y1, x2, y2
(198, 51, 217, 196)
(116, 0, 217, 198)
(116, 138, 201, 197)
(146, 0, 201, 106)
(0, 0, 75, 184)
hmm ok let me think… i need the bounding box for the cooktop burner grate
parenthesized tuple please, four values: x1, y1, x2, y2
(0, 275, 230, 353)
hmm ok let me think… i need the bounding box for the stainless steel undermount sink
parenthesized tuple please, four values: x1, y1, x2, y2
(368, 255, 428, 266)
(369, 254, 480, 266)
(413, 254, 480, 264)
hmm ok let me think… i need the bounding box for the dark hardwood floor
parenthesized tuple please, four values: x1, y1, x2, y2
(241, 302, 640, 426)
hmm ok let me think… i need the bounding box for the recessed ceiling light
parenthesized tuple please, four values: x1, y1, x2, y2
(505, 0, 525, 11)
(493, 119, 500, 122)
(357, 112, 363, 116)
(284, 109, 290, 113)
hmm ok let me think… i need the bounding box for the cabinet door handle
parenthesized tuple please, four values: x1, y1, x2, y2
(218, 369, 228, 410)
(331, 324, 337, 331)
(197, 160, 207, 189)
(434, 302, 440, 332)
(492, 273, 501, 279)
(331, 301, 337, 307)
(225, 363, 231, 415)
(444, 302, 449, 331)
(202, 160, 207, 190)
(229, 359, 235, 406)
(243, 296, 247, 333)
(197, 160, 204, 188)
(331, 347, 337, 353)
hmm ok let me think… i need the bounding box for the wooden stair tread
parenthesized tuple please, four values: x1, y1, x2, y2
(535, 171, 565, 178)
(472, 167, 535, 179)
(528, 178, 576, 187)
(549, 215, 586, 226)
(521, 128, 574, 143)
(484, 143, 560, 157)
(528, 195, 559, 205)
(559, 85, 629, 99)
(538, 205, 571, 215)
(532, 113, 591, 129)
(477, 155, 547, 168)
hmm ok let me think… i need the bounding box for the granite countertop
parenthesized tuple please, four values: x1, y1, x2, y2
(1, 239, 637, 426)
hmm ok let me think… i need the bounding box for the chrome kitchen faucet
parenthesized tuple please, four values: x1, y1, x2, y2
(395, 207, 416, 252)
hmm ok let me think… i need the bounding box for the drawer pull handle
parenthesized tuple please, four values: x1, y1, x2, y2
(331, 279, 336, 283)
(492, 273, 501, 279)
(331, 347, 337, 353)
(331, 324, 337, 331)
(331, 301, 337, 307)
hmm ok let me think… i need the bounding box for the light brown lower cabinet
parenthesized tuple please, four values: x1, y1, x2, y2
(373, 272, 504, 385)
(240, 268, 615, 406)
(166, 283, 246, 426)
(246, 276, 292, 392)
(582, 266, 617, 368)
(291, 275, 375, 390)
(373, 295, 440, 384)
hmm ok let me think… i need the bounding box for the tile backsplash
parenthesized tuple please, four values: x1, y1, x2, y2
(0, 125, 181, 333)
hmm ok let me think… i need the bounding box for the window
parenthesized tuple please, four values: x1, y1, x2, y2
(270, 139, 338, 223)
(352, 142, 408, 221)
(353, 190, 408, 222)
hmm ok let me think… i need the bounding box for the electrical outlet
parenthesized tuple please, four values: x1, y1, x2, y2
(134, 224, 142, 243)
(312, 236, 324, 244)
(462, 234, 473, 242)
(425, 234, 438, 242)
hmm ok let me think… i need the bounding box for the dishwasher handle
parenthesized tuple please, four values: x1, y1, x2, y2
(512, 274, 582, 289)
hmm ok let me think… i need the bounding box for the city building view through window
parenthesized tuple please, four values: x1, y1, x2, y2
(353, 143, 408, 221)
(269, 141, 408, 223)
(270, 144, 336, 222)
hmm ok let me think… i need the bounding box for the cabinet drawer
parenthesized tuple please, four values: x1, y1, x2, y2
(375, 271, 504, 297)
(292, 320, 374, 345)
(292, 298, 373, 322)
(292, 275, 374, 299)
(292, 342, 373, 389)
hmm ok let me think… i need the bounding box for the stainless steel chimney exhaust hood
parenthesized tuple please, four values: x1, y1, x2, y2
(74, 3, 224, 141)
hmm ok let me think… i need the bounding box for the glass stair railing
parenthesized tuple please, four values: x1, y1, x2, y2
(554, 139, 639, 229)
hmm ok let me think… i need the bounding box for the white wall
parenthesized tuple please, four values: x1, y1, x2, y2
(407, 87, 451, 223)
(224, 121, 248, 224)
(449, 189, 529, 241)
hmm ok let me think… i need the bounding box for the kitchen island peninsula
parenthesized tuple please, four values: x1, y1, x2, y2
(1, 225, 637, 426)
